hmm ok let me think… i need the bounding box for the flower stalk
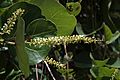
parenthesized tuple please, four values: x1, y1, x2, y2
(26, 35, 100, 47)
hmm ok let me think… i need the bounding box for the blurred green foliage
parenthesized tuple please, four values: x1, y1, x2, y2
(0, 0, 120, 80)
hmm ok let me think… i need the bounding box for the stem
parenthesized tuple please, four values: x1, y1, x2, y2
(36, 64, 39, 80)
(44, 61, 56, 80)
(63, 42, 69, 80)
(6, 41, 15, 45)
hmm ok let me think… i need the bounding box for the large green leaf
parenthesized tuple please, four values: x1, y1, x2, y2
(28, 0, 77, 35)
(26, 18, 57, 37)
(26, 45, 50, 65)
(16, 17, 29, 78)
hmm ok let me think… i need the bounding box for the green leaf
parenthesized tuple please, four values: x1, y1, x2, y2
(28, 0, 77, 36)
(94, 59, 109, 67)
(98, 67, 115, 77)
(66, 2, 81, 16)
(76, 22, 84, 35)
(103, 23, 113, 41)
(26, 18, 57, 37)
(90, 67, 115, 78)
(106, 31, 120, 44)
(26, 45, 50, 65)
(108, 58, 120, 68)
(16, 17, 30, 78)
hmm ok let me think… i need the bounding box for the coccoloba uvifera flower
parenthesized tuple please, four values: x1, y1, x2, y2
(45, 56, 66, 69)
(1, 8, 25, 34)
(26, 35, 99, 47)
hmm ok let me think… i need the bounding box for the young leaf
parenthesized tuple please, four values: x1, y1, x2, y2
(16, 17, 30, 78)
(76, 22, 84, 35)
(66, 2, 81, 16)
(103, 23, 113, 41)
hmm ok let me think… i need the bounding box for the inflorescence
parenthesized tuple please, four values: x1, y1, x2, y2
(1, 8, 25, 34)
(26, 35, 99, 47)
(45, 56, 66, 69)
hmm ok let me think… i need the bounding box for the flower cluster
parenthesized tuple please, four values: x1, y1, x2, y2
(111, 69, 119, 79)
(1, 8, 25, 34)
(45, 56, 66, 69)
(26, 35, 99, 47)
(0, 38, 4, 45)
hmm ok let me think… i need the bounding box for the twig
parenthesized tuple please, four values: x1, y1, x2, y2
(44, 61, 56, 80)
(63, 42, 69, 80)
(5, 41, 15, 45)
